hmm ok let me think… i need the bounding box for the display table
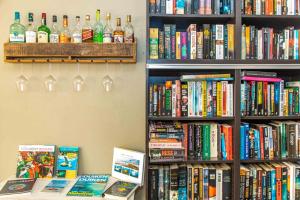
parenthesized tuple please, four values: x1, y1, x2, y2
(0, 177, 135, 200)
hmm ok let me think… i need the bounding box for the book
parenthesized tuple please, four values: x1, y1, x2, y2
(149, 28, 159, 59)
(16, 145, 55, 178)
(104, 181, 138, 200)
(56, 146, 79, 179)
(67, 175, 109, 197)
(0, 179, 36, 196)
(41, 179, 69, 193)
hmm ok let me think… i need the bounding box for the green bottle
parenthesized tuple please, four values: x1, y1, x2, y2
(93, 9, 104, 43)
(38, 13, 51, 43)
(9, 11, 25, 43)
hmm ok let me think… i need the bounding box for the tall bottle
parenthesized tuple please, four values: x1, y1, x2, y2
(103, 13, 113, 43)
(124, 15, 134, 43)
(113, 18, 124, 43)
(9, 11, 25, 43)
(72, 16, 82, 43)
(93, 9, 104, 43)
(60, 15, 71, 43)
(50, 15, 60, 43)
(82, 15, 93, 42)
(38, 13, 51, 43)
(25, 12, 36, 43)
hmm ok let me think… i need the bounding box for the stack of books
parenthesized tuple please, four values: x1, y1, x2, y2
(149, 24, 235, 60)
(148, 164, 232, 199)
(240, 71, 300, 116)
(149, 0, 233, 15)
(149, 73, 234, 117)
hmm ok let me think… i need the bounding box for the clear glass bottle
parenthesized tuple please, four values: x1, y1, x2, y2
(103, 13, 113, 43)
(38, 13, 51, 43)
(124, 15, 134, 43)
(60, 15, 71, 43)
(50, 15, 60, 43)
(9, 11, 25, 43)
(113, 18, 124, 43)
(72, 16, 82, 43)
(93, 9, 104, 43)
(82, 15, 93, 42)
(25, 12, 36, 43)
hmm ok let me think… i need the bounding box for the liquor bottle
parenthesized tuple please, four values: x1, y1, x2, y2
(72, 16, 82, 43)
(93, 9, 104, 43)
(82, 15, 93, 42)
(113, 18, 124, 43)
(103, 13, 113, 43)
(60, 15, 71, 43)
(25, 12, 36, 43)
(9, 11, 25, 43)
(50, 15, 60, 43)
(38, 13, 51, 43)
(124, 15, 134, 43)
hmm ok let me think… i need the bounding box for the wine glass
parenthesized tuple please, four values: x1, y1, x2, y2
(16, 74, 28, 92)
(73, 63, 85, 92)
(44, 63, 56, 92)
(102, 75, 113, 92)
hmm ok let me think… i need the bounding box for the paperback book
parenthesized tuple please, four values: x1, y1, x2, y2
(41, 179, 70, 193)
(0, 179, 36, 196)
(56, 146, 79, 179)
(104, 180, 138, 200)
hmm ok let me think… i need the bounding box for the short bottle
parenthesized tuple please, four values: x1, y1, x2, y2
(9, 11, 25, 43)
(50, 15, 60, 43)
(25, 12, 37, 43)
(124, 15, 134, 43)
(103, 13, 113, 43)
(93, 9, 104, 43)
(60, 15, 71, 43)
(113, 18, 124, 43)
(38, 13, 51, 43)
(72, 16, 82, 43)
(82, 15, 93, 42)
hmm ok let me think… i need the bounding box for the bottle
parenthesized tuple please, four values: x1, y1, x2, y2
(50, 15, 59, 43)
(25, 12, 36, 43)
(103, 13, 113, 43)
(38, 13, 51, 43)
(82, 15, 93, 42)
(124, 15, 134, 43)
(93, 9, 104, 43)
(113, 18, 124, 43)
(9, 11, 25, 43)
(60, 15, 71, 43)
(72, 16, 82, 43)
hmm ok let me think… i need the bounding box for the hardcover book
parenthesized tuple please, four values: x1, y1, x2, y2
(0, 179, 36, 196)
(56, 146, 79, 179)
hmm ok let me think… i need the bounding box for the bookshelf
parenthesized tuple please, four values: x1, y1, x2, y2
(146, 0, 300, 199)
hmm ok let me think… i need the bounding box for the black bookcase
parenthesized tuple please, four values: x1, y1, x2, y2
(145, 0, 300, 199)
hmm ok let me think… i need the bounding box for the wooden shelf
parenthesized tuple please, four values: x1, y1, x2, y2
(4, 42, 137, 63)
(150, 159, 234, 165)
(242, 14, 300, 19)
(241, 158, 300, 163)
(241, 115, 300, 120)
(148, 116, 235, 121)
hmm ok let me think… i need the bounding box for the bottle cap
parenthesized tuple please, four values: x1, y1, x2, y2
(15, 11, 20, 20)
(52, 15, 57, 23)
(28, 12, 34, 22)
(116, 18, 121, 26)
(42, 13, 46, 19)
(85, 15, 90, 21)
(127, 15, 131, 23)
(63, 15, 68, 19)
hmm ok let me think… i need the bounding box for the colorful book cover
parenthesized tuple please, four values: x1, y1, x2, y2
(180, 32, 187, 60)
(104, 181, 138, 199)
(56, 146, 79, 179)
(176, 0, 185, 14)
(42, 179, 69, 193)
(67, 175, 109, 197)
(0, 179, 36, 195)
(16, 145, 55, 178)
(149, 28, 159, 59)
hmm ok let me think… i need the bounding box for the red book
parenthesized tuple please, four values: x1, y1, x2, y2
(273, 163, 282, 200)
(182, 123, 188, 161)
(175, 80, 181, 117)
(259, 126, 265, 160)
(269, 28, 273, 59)
(173, 0, 176, 14)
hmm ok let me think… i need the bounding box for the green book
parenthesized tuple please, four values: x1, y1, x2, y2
(202, 124, 211, 160)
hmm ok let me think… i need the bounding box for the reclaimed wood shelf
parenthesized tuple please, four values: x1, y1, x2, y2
(4, 41, 137, 63)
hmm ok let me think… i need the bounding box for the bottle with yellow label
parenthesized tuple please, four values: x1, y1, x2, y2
(60, 15, 71, 43)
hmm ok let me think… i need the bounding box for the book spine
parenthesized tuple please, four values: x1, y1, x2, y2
(176, 80, 182, 117)
(156, 0, 161, 13)
(161, 0, 166, 13)
(149, 28, 159, 59)
(181, 32, 188, 60)
(197, 31, 204, 59)
(216, 24, 224, 60)
(164, 24, 172, 59)
(159, 30, 165, 59)
(149, 0, 156, 13)
(176, 32, 181, 59)
(171, 25, 176, 59)
(166, 0, 174, 14)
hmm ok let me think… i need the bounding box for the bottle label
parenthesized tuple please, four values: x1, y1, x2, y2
(82, 29, 93, 41)
(50, 34, 59, 43)
(125, 34, 134, 43)
(114, 35, 124, 43)
(93, 33, 103, 43)
(103, 33, 112, 43)
(60, 34, 71, 43)
(25, 31, 36, 43)
(72, 33, 82, 43)
(9, 33, 25, 42)
(38, 31, 48, 43)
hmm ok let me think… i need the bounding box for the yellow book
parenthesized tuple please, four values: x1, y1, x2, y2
(284, 89, 289, 116)
(202, 80, 207, 117)
(217, 82, 222, 117)
(245, 26, 250, 59)
(149, 28, 159, 59)
(227, 24, 235, 59)
(176, 32, 181, 59)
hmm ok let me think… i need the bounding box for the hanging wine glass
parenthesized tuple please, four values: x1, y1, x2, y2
(44, 63, 56, 92)
(16, 64, 28, 92)
(73, 63, 85, 92)
(102, 63, 113, 92)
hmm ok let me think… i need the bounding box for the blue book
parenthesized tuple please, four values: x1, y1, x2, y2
(176, 0, 185, 14)
(294, 30, 299, 60)
(254, 129, 260, 159)
(243, 123, 250, 159)
(203, 168, 209, 199)
(42, 180, 69, 193)
(56, 146, 79, 179)
(270, 168, 276, 200)
(194, 82, 198, 116)
(221, 133, 227, 160)
(178, 166, 187, 200)
(240, 125, 246, 160)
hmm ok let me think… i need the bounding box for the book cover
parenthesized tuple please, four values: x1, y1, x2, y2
(0, 179, 36, 195)
(56, 146, 79, 179)
(16, 145, 55, 178)
(104, 181, 138, 199)
(42, 179, 69, 193)
(67, 175, 109, 197)
(176, 0, 185, 14)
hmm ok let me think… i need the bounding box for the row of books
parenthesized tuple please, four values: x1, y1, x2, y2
(148, 164, 232, 200)
(240, 162, 300, 200)
(241, 25, 300, 60)
(240, 121, 300, 160)
(149, 0, 233, 15)
(243, 0, 300, 15)
(149, 24, 235, 60)
(241, 74, 300, 116)
(149, 74, 234, 117)
(149, 122, 233, 162)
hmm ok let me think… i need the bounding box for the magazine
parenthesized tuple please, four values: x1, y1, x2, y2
(41, 179, 69, 193)
(0, 179, 36, 195)
(104, 180, 138, 200)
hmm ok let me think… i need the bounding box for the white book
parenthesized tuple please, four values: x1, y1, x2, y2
(257, 30, 263, 60)
(283, 162, 295, 200)
(256, 0, 261, 15)
(210, 123, 218, 159)
(172, 84, 176, 117)
(229, 84, 234, 116)
(188, 82, 194, 117)
(287, 0, 295, 15)
(166, 0, 174, 14)
(190, 28, 197, 60)
(241, 25, 246, 60)
(226, 83, 230, 116)
(216, 168, 223, 200)
(284, 29, 289, 59)
(279, 80, 285, 116)
(276, 0, 282, 14)
(221, 81, 228, 117)
(193, 81, 197, 116)
(215, 25, 224, 60)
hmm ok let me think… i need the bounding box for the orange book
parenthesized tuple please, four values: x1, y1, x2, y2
(245, 26, 250, 59)
(182, 123, 188, 160)
(269, 0, 273, 15)
(222, 124, 232, 160)
(273, 163, 282, 200)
